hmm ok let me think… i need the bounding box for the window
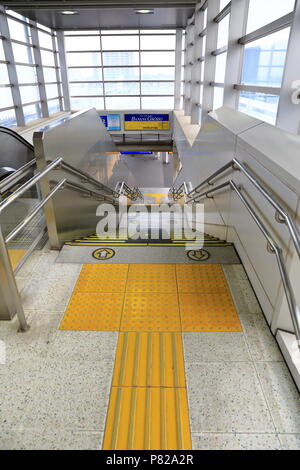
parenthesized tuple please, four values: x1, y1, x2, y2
(141, 96, 174, 109)
(213, 87, 224, 110)
(65, 29, 176, 111)
(217, 15, 230, 49)
(246, 0, 295, 33)
(215, 52, 227, 83)
(239, 91, 279, 124)
(241, 28, 290, 87)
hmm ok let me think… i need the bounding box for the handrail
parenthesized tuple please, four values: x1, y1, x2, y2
(55, 160, 120, 199)
(117, 181, 144, 201)
(187, 179, 300, 346)
(185, 158, 300, 259)
(60, 180, 118, 205)
(0, 126, 34, 151)
(0, 157, 63, 215)
(0, 158, 36, 193)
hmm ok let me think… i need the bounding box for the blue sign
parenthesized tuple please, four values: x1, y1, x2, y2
(100, 114, 121, 131)
(124, 114, 170, 131)
(121, 152, 153, 155)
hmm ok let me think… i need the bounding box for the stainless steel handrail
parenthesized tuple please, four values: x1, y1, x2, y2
(0, 158, 37, 193)
(186, 159, 300, 259)
(60, 180, 118, 205)
(118, 181, 144, 201)
(55, 160, 120, 199)
(187, 179, 300, 346)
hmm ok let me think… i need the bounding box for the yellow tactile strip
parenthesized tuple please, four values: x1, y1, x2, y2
(59, 264, 242, 332)
(103, 386, 191, 450)
(113, 332, 186, 388)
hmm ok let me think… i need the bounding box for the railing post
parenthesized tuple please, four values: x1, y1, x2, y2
(0, 227, 29, 332)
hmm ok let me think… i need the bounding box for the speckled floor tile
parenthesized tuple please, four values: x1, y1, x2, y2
(47, 330, 118, 362)
(278, 434, 300, 450)
(192, 432, 281, 450)
(183, 332, 251, 363)
(239, 313, 283, 362)
(0, 358, 45, 434)
(32, 252, 82, 280)
(226, 279, 262, 314)
(15, 251, 42, 278)
(256, 362, 300, 433)
(185, 362, 275, 433)
(0, 314, 61, 362)
(12, 429, 102, 450)
(21, 358, 113, 432)
(21, 277, 76, 312)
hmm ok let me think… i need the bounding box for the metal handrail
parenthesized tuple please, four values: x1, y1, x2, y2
(185, 158, 300, 259)
(60, 180, 118, 205)
(54, 160, 120, 199)
(0, 158, 37, 193)
(117, 181, 144, 201)
(188, 179, 300, 346)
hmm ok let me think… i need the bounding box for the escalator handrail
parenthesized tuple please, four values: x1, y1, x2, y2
(0, 126, 34, 151)
(0, 158, 36, 193)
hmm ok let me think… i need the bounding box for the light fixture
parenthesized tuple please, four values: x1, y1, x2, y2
(61, 10, 79, 15)
(135, 9, 154, 14)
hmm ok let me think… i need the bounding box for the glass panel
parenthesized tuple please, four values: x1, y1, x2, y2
(65, 30, 99, 35)
(104, 82, 139, 95)
(215, 52, 227, 83)
(0, 64, 9, 84)
(105, 96, 140, 109)
(103, 67, 139, 81)
(69, 83, 103, 96)
(201, 35, 206, 56)
(103, 52, 139, 66)
(241, 28, 290, 87)
(239, 90, 279, 124)
(23, 103, 42, 122)
(19, 85, 40, 104)
(45, 84, 59, 99)
(43, 67, 57, 82)
(36, 22, 52, 34)
(65, 36, 100, 51)
(12, 43, 34, 63)
(0, 108, 16, 127)
(0, 87, 14, 107)
(247, 0, 295, 34)
(219, 0, 229, 10)
(213, 87, 224, 109)
(48, 99, 60, 114)
(141, 82, 174, 95)
(141, 51, 175, 65)
(141, 67, 174, 80)
(101, 30, 139, 34)
(38, 30, 53, 50)
(16, 65, 38, 84)
(140, 35, 175, 50)
(8, 18, 29, 42)
(142, 30, 176, 34)
(71, 97, 104, 109)
(101, 36, 139, 51)
(217, 15, 230, 49)
(41, 50, 55, 66)
(66, 52, 101, 67)
(68, 68, 102, 81)
(141, 96, 174, 109)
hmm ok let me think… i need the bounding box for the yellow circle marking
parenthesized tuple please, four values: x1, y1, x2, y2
(92, 248, 115, 260)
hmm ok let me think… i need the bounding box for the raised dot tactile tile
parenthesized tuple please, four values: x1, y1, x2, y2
(121, 293, 181, 332)
(179, 292, 242, 332)
(126, 264, 177, 293)
(112, 332, 186, 388)
(176, 264, 229, 293)
(102, 386, 191, 450)
(74, 264, 128, 293)
(59, 292, 124, 331)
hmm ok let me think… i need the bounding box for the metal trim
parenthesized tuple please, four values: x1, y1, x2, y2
(238, 12, 293, 45)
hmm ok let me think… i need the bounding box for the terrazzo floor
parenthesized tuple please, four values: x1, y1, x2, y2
(0, 248, 299, 450)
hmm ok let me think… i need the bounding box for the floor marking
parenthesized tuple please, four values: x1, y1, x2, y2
(8, 249, 27, 270)
(102, 387, 191, 450)
(112, 332, 185, 388)
(127, 264, 177, 293)
(74, 264, 128, 293)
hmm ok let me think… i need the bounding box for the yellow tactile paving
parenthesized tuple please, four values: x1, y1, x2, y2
(127, 264, 177, 293)
(179, 292, 242, 332)
(8, 249, 27, 270)
(121, 293, 181, 332)
(103, 386, 192, 450)
(74, 264, 128, 293)
(112, 332, 186, 388)
(176, 264, 229, 293)
(59, 292, 124, 331)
